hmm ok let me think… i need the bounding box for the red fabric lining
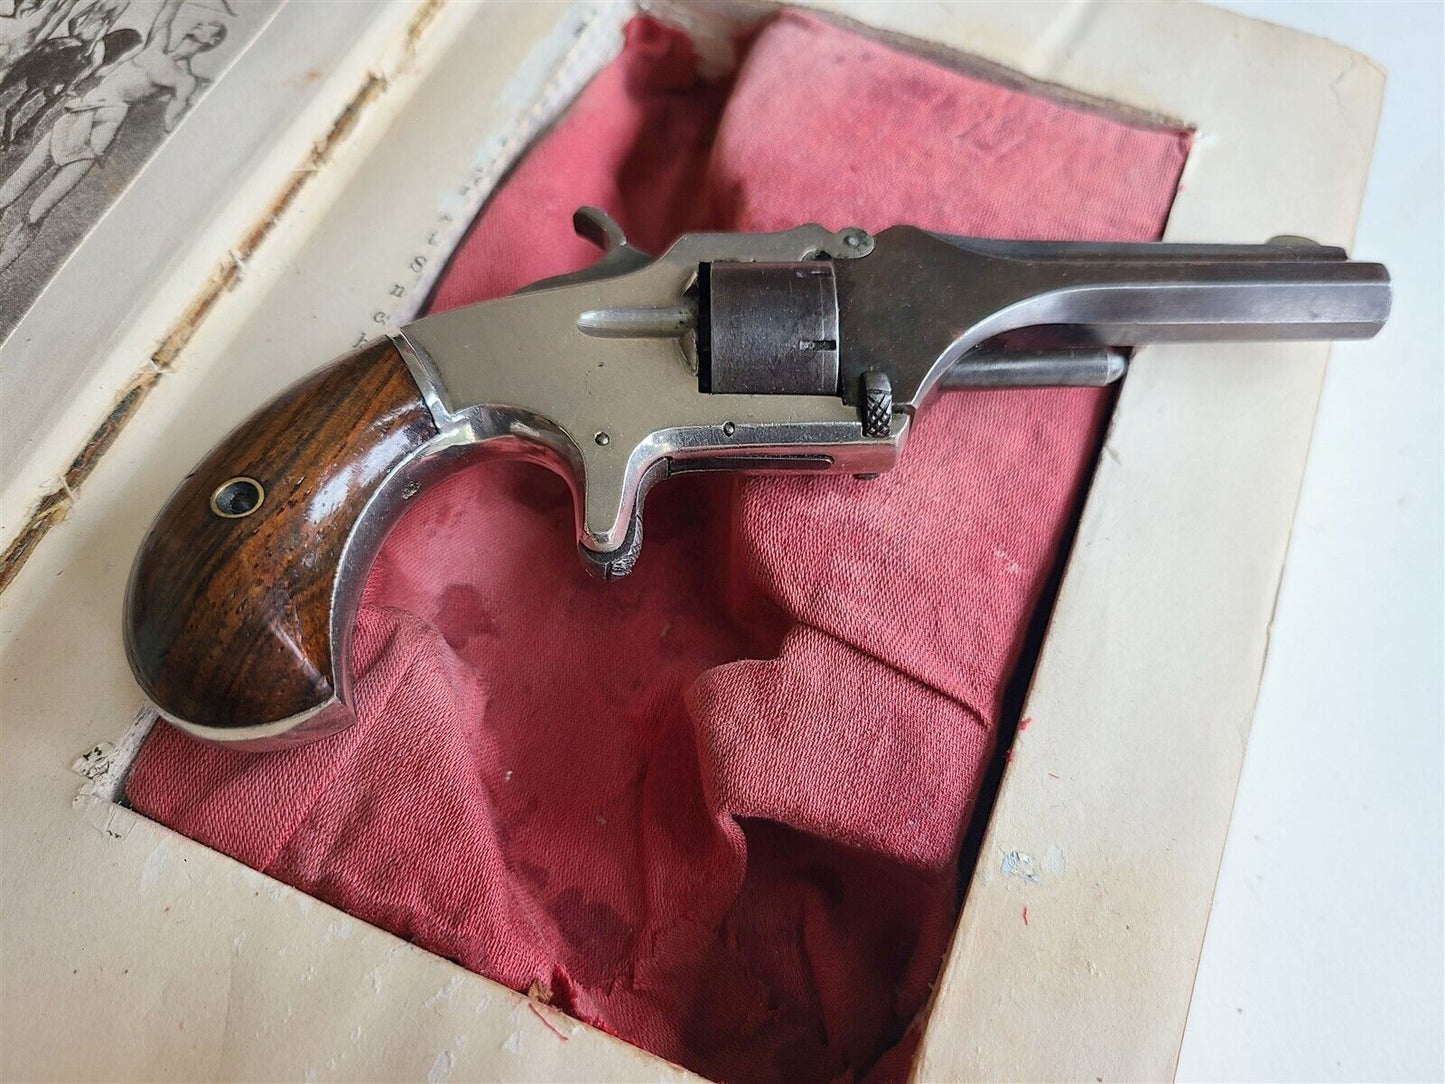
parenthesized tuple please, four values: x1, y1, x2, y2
(127, 12, 1188, 1081)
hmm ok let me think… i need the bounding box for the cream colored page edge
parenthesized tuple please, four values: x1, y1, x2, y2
(0, 1, 1381, 1082)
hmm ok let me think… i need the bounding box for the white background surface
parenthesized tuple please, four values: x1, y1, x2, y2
(1181, 3, 1443, 1081)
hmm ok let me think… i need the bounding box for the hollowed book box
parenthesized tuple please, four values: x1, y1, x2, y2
(0, 2, 1383, 1081)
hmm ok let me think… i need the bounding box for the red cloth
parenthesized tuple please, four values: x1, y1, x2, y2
(127, 13, 1188, 1082)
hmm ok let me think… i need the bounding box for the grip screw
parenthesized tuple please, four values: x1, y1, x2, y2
(210, 477, 264, 518)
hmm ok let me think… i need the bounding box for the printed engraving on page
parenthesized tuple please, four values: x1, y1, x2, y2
(0, 0, 277, 339)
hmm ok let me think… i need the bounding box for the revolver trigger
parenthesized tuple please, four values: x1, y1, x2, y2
(577, 456, 670, 582)
(578, 512, 644, 582)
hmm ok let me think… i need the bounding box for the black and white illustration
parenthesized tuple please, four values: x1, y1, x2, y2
(0, 0, 275, 338)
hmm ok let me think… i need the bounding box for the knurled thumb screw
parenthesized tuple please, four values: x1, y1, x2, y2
(860, 370, 892, 438)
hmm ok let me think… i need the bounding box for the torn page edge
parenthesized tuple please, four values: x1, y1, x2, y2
(72, 703, 160, 812)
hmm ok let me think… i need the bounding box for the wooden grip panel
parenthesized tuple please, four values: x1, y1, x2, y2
(124, 339, 436, 737)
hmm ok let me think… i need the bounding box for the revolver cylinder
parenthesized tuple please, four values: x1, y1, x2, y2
(702, 261, 840, 396)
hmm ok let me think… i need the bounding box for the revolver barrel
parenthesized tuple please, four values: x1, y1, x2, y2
(836, 228, 1392, 408)
(950, 234, 1392, 342)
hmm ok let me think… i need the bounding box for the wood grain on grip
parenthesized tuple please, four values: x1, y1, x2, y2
(124, 339, 436, 737)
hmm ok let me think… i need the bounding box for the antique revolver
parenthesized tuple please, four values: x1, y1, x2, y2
(124, 209, 1390, 748)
